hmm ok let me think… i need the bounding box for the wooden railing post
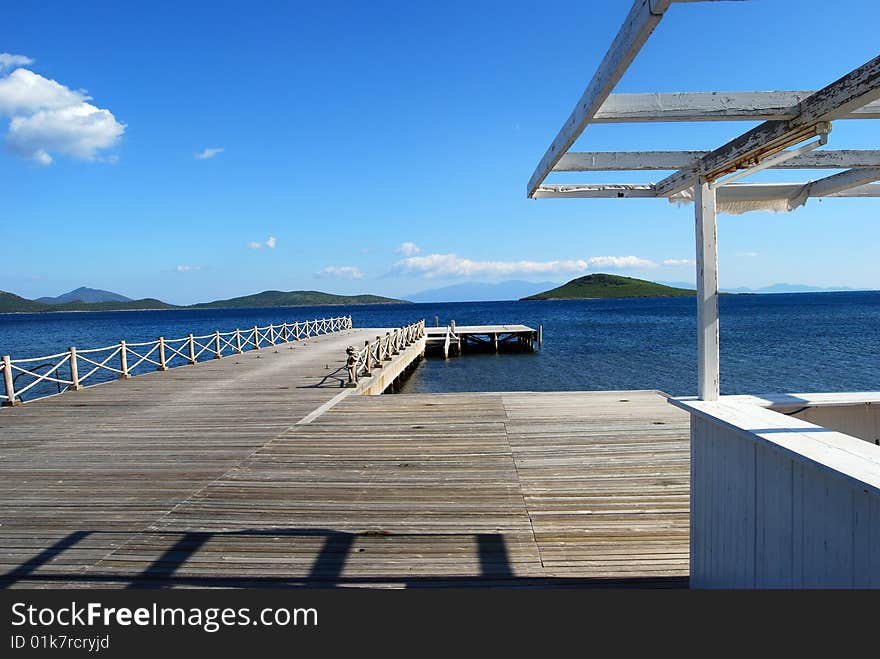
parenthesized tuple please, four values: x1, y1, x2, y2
(292, 322, 299, 340)
(2, 355, 19, 406)
(253, 326, 260, 349)
(188, 334, 196, 364)
(269, 324, 276, 346)
(345, 345, 358, 387)
(364, 340, 372, 376)
(157, 337, 167, 371)
(69, 346, 80, 389)
(235, 329, 242, 354)
(384, 333, 393, 361)
(214, 331, 222, 359)
(119, 341, 131, 379)
(373, 336, 384, 368)
(282, 323, 289, 343)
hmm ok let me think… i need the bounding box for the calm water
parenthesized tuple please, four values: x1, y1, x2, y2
(1, 292, 878, 399)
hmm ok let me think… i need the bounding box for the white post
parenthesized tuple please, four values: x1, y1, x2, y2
(235, 329, 242, 354)
(253, 326, 260, 349)
(695, 178, 720, 401)
(269, 324, 276, 346)
(188, 334, 196, 364)
(119, 341, 130, 379)
(214, 331, 222, 359)
(69, 347, 80, 389)
(2, 355, 19, 406)
(157, 337, 168, 371)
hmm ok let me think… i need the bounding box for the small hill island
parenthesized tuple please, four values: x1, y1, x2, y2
(522, 274, 696, 300)
(0, 289, 408, 314)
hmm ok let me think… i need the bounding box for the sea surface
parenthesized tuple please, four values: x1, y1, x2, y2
(1, 291, 878, 401)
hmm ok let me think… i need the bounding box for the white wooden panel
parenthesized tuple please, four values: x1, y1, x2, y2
(755, 444, 793, 587)
(677, 398, 880, 588)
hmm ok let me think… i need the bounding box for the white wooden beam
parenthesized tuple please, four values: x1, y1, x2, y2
(532, 184, 657, 198)
(694, 179, 719, 401)
(655, 55, 880, 197)
(802, 167, 880, 197)
(534, 182, 880, 200)
(526, 0, 672, 198)
(555, 150, 880, 171)
(591, 92, 880, 123)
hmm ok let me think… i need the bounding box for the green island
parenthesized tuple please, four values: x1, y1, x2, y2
(0, 289, 408, 314)
(521, 274, 697, 300)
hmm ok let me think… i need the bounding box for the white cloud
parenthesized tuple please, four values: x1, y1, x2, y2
(247, 236, 276, 250)
(736, 251, 760, 257)
(663, 258, 695, 267)
(175, 265, 200, 273)
(0, 53, 35, 72)
(0, 67, 124, 165)
(392, 253, 656, 279)
(318, 265, 364, 279)
(395, 241, 421, 257)
(195, 146, 223, 160)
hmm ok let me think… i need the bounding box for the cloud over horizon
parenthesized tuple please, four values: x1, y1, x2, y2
(318, 265, 364, 279)
(0, 53, 35, 71)
(663, 258, 695, 267)
(0, 61, 125, 165)
(195, 146, 224, 160)
(395, 241, 421, 257)
(247, 236, 277, 250)
(391, 253, 658, 279)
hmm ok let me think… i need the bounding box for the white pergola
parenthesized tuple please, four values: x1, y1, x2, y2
(528, 0, 880, 401)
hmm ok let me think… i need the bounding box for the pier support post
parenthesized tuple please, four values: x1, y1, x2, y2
(538, 324, 543, 348)
(2, 355, 19, 406)
(157, 337, 168, 370)
(69, 347, 80, 389)
(119, 341, 131, 379)
(695, 178, 720, 401)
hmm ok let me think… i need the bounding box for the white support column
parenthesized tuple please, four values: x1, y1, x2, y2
(694, 178, 720, 400)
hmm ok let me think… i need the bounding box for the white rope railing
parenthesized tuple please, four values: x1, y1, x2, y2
(345, 320, 425, 387)
(1, 315, 353, 407)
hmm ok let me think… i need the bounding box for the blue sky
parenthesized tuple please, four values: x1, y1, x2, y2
(2, 0, 878, 304)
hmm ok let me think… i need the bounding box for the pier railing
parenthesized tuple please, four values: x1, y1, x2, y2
(346, 320, 425, 387)
(1, 315, 353, 407)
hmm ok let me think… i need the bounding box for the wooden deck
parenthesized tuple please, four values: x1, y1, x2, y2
(0, 328, 690, 588)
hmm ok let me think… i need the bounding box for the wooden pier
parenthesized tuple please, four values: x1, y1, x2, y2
(425, 324, 540, 357)
(0, 319, 689, 588)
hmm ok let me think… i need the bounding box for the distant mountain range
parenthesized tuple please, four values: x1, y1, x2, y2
(523, 274, 696, 300)
(657, 281, 861, 294)
(0, 287, 407, 314)
(407, 280, 560, 303)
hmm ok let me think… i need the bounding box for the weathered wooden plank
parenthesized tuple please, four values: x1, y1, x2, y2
(555, 149, 880, 171)
(590, 92, 880, 123)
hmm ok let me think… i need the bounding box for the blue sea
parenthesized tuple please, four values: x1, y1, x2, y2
(1, 291, 878, 401)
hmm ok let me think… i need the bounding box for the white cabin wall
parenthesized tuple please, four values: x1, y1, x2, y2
(791, 404, 879, 446)
(690, 415, 880, 588)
